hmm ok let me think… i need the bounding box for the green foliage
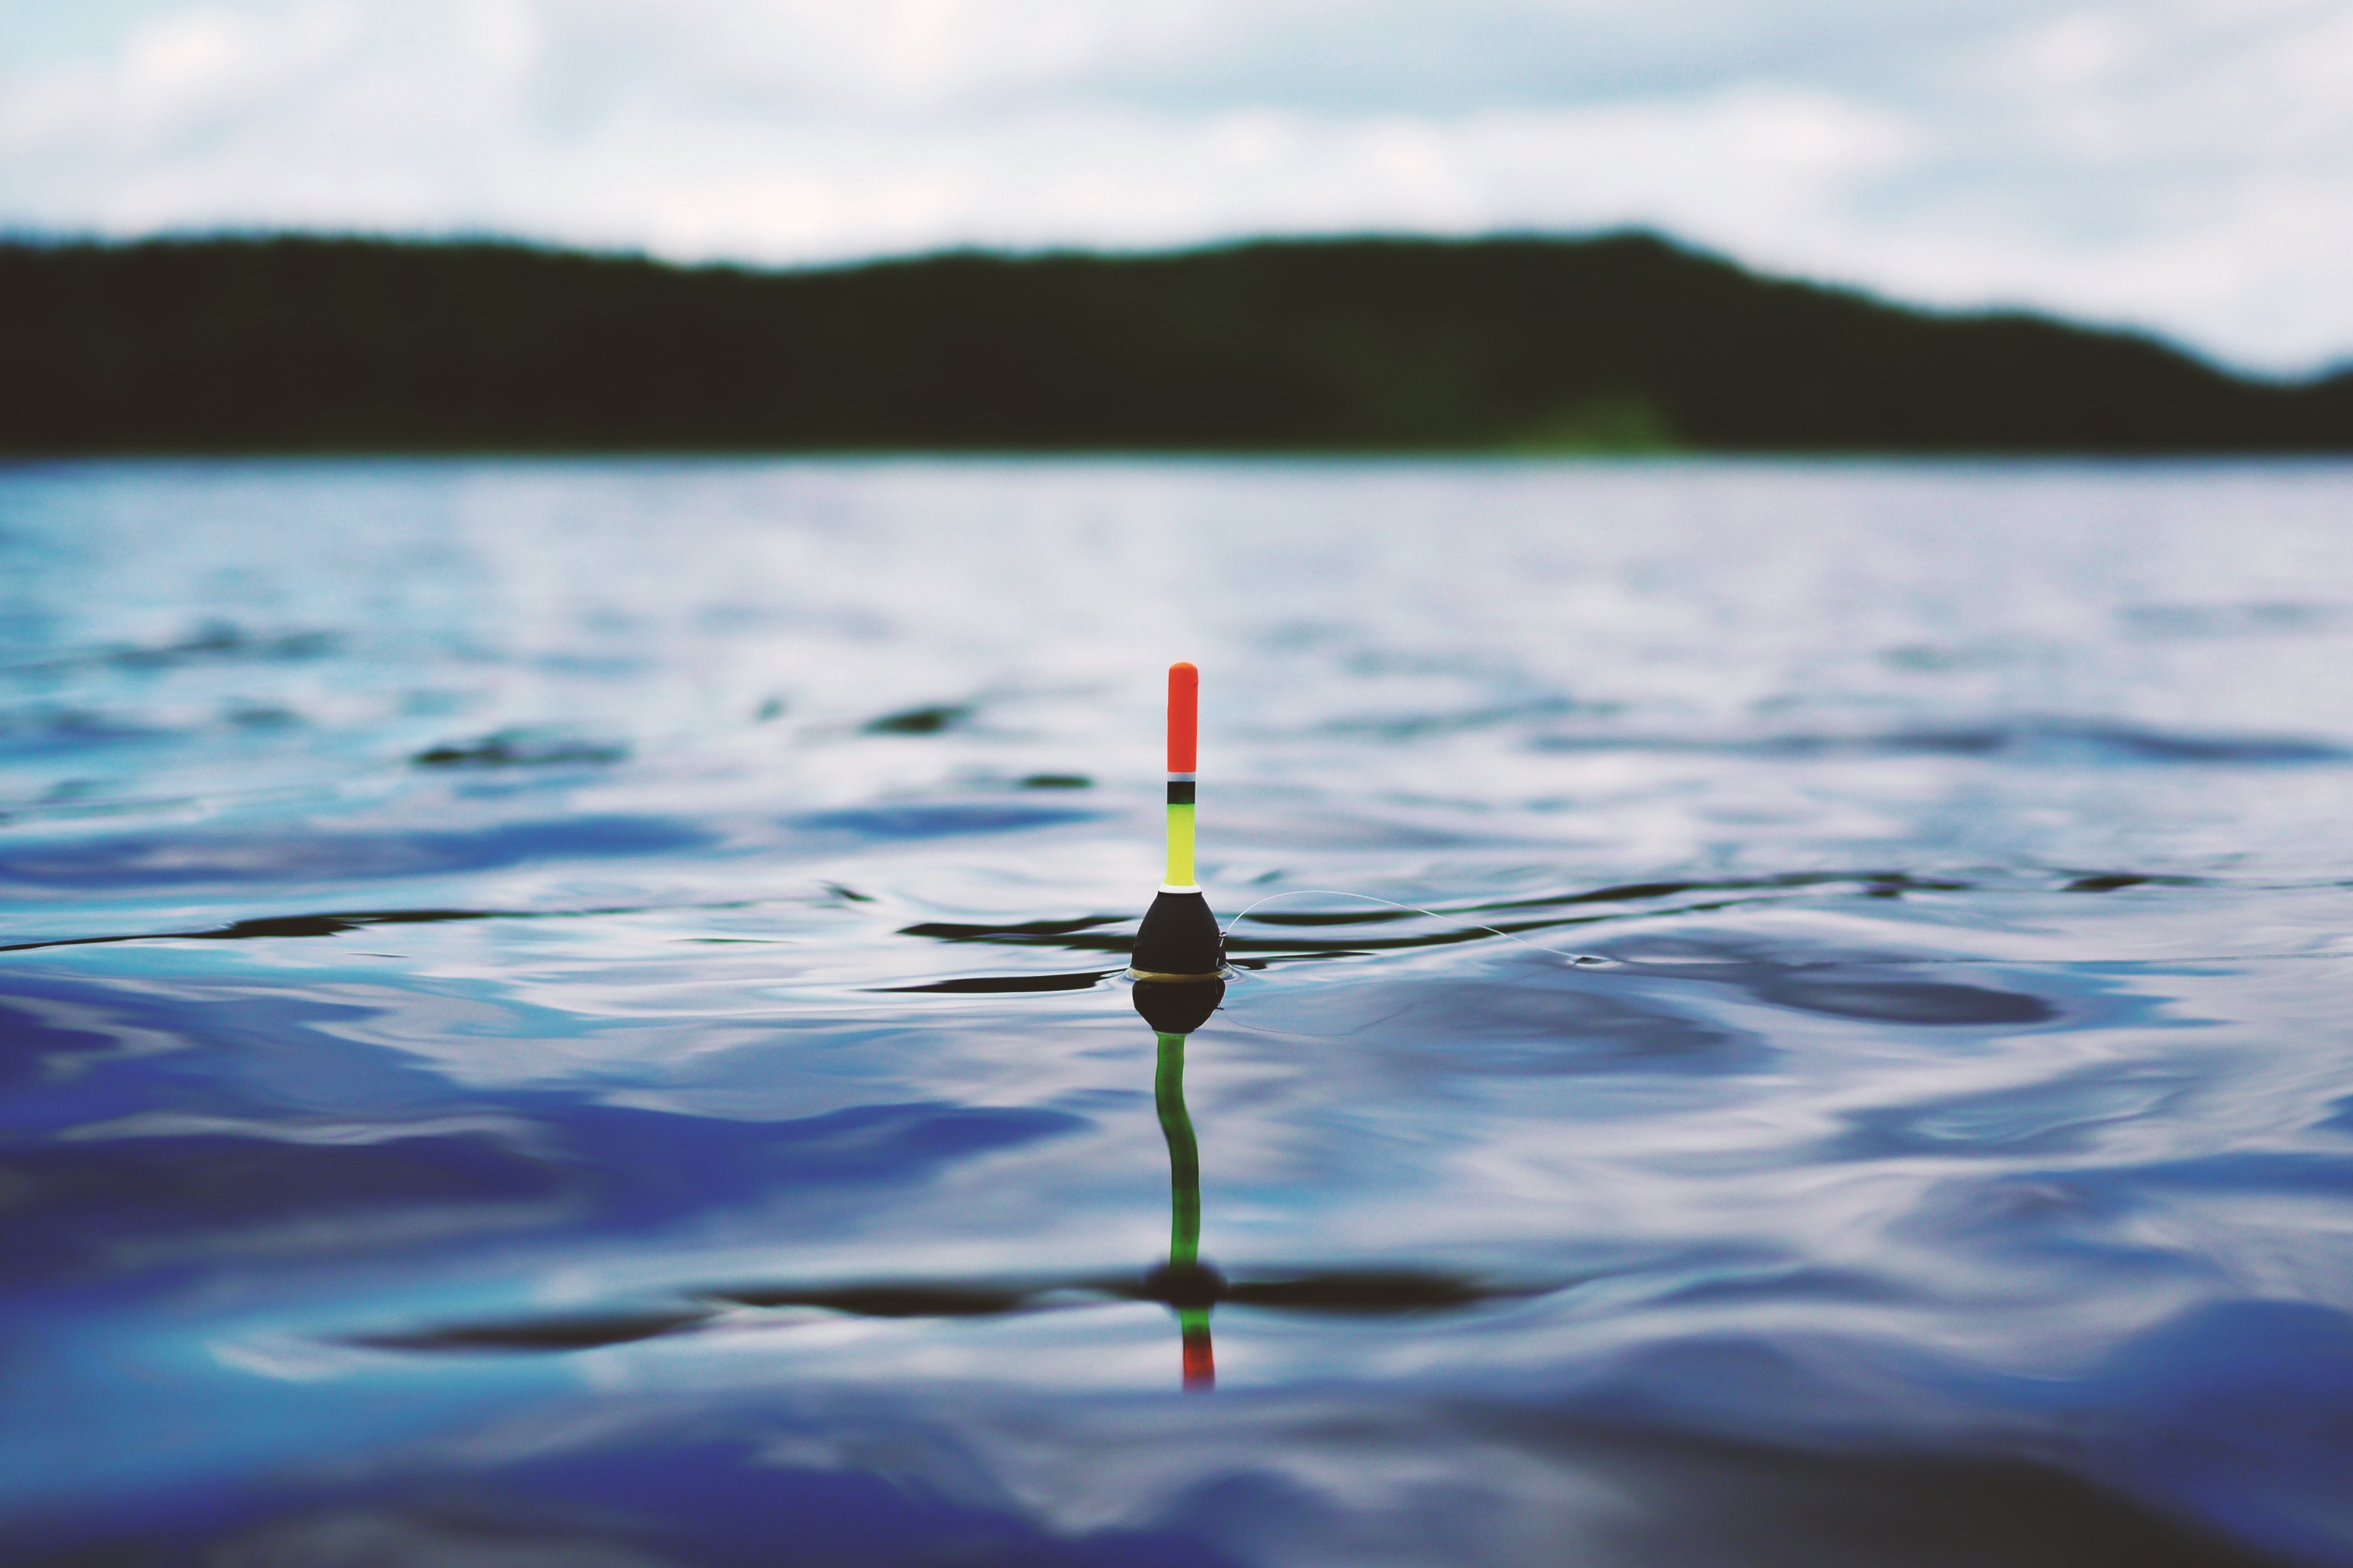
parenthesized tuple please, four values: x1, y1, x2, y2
(1505, 394, 1683, 454)
(0, 232, 2343, 453)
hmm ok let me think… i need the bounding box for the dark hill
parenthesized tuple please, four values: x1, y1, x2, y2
(2, 232, 2345, 453)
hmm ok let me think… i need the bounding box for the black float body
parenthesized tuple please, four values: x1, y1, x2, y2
(1130, 888, 1225, 1034)
(1131, 889, 1222, 978)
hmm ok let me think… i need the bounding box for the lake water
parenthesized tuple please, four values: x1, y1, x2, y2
(4, 458, 2352, 1567)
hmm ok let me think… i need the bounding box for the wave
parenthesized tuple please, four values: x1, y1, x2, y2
(0, 816, 708, 890)
(0, 622, 339, 680)
(1533, 720, 2350, 764)
(348, 1267, 1547, 1354)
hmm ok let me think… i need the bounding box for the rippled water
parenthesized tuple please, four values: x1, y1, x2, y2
(4, 458, 2352, 1567)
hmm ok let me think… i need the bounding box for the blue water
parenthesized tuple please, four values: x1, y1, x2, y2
(4, 457, 2352, 1567)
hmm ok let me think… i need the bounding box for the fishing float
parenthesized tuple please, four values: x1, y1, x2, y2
(1129, 660, 1224, 1390)
(1128, 661, 1225, 1028)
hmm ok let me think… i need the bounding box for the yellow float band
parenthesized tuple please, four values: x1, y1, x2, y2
(1165, 802, 1195, 888)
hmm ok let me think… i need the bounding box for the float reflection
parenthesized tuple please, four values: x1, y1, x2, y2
(1155, 1026, 1214, 1390)
(1131, 973, 1228, 1392)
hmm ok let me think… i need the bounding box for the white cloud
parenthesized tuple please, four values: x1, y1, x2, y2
(1, 3, 361, 148)
(0, 0, 2346, 373)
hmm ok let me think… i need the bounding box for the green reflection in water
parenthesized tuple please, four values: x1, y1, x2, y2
(1155, 1029, 1214, 1390)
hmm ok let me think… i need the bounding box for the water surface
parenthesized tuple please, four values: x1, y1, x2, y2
(4, 458, 2352, 1567)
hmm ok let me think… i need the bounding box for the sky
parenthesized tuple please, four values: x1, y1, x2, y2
(2, 0, 2348, 375)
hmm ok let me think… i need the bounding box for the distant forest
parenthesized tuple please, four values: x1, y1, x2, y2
(3, 232, 2348, 453)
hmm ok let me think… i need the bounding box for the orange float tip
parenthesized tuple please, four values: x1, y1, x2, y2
(1168, 662, 1198, 775)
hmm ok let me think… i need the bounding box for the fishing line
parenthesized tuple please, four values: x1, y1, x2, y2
(1123, 667, 2351, 985)
(1214, 889, 2350, 974)
(1219, 889, 1613, 966)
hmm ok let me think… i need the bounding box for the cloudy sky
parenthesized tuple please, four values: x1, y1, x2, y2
(3, 0, 2347, 373)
